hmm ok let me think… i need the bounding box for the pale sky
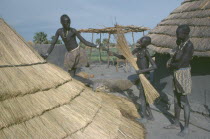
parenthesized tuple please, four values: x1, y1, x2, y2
(0, 0, 183, 43)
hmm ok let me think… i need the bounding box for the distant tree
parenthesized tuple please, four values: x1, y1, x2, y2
(33, 32, 48, 44)
(51, 36, 62, 44)
(102, 38, 109, 46)
(110, 43, 116, 47)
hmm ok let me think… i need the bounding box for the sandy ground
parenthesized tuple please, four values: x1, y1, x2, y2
(80, 63, 210, 139)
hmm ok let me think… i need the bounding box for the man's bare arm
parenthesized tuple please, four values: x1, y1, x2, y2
(170, 43, 194, 69)
(41, 30, 59, 59)
(131, 48, 139, 55)
(74, 29, 97, 48)
(137, 50, 157, 74)
(47, 30, 59, 55)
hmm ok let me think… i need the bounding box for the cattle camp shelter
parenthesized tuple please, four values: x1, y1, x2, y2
(78, 24, 150, 67)
(147, 0, 210, 115)
(0, 18, 146, 138)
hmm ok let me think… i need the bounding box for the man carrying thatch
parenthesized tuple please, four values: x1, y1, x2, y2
(108, 36, 157, 123)
(165, 24, 194, 137)
(41, 14, 99, 76)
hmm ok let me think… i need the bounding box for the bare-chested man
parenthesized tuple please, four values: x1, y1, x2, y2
(165, 24, 194, 137)
(42, 14, 98, 76)
(108, 36, 157, 123)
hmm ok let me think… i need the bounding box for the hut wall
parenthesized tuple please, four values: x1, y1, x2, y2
(154, 54, 210, 115)
(32, 44, 67, 69)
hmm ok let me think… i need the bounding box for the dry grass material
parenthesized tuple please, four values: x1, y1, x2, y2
(0, 19, 44, 66)
(148, 0, 210, 57)
(0, 19, 146, 138)
(115, 30, 160, 104)
(79, 24, 150, 34)
(148, 34, 210, 52)
(76, 71, 94, 79)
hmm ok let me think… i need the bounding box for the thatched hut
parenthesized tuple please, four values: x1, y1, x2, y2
(147, 0, 210, 115)
(0, 19, 145, 138)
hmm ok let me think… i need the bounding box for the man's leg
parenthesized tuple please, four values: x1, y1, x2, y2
(164, 91, 180, 129)
(136, 81, 148, 123)
(177, 95, 190, 137)
(144, 73, 154, 120)
(174, 91, 181, 125)
(146, 104, 154, 121)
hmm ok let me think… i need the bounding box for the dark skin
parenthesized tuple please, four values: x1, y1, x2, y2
(165, 28, 194, 137)
(107, 37, 157, 122)
(42, 15, 98, 76)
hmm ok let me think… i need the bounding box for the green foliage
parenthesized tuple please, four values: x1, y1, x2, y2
(87, 47, 120, 62)
(110, 42, 116, 47)
(102, 38, 109, 46)
(51, 36, 62, 44)
(95, 38, 116, 47)
(33, 32, 49, 44)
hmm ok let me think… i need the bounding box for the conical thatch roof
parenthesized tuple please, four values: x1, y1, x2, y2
(0, 19, 145, 138)
(148, 0, 210, 57)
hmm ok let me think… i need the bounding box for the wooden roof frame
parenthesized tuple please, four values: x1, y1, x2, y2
(78, 24, 150, 34)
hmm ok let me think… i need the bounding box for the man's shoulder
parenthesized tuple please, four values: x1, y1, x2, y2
(70, 28, 77, 33)
(56, 28, 63, 34)
(185, 40, 194, 50)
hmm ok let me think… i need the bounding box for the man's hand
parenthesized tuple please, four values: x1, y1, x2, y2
(41, 53, 49, 59)
(96, 45, 100, 49)
(136, 70, 142, 75)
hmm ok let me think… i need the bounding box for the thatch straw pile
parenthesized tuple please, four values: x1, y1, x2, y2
(148, 0, 210, 57)
(0, 18, 145, 139)
(115, 30, 160, 104)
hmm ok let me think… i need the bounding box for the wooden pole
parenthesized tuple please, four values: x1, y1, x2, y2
(99, 33, 102, 64)
(89, 33, 94, 61)
(132, 32, 135, 48)
(107, 33, 111, 68)
(116, 60, 118, 72)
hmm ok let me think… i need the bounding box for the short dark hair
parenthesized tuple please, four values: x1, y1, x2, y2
(177, 24, 190, 34)
(60, 14, 70, 23)
(141, 36, 151, 44)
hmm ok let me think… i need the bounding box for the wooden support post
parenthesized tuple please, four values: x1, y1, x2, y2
(116, 58, 119, 72)
(89, 33, 94, 61)
(107, 33, 111, 68)
(132, 32, 135, 48)
(99, 33, 102, 64)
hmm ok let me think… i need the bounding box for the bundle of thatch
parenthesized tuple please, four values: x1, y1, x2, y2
(147, 0, 210, 57)
(114, 30, 159, 104)
(76, 72, 94, 79)
(0, 18, 145, 139)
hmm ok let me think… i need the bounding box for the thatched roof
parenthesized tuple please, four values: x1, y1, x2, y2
(0, 18, 145, 138)
(147, 0, 210, 57)
(79, 25, 150, 34)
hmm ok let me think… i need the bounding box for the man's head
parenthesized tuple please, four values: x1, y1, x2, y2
(60, 14, 71, 29)
(176, 24, 190, 41)
(137, 36, 151, 47)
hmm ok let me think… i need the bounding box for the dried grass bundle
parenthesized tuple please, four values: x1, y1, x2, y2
(0, 18, 146, 139)
(115, 30, 159, 104)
